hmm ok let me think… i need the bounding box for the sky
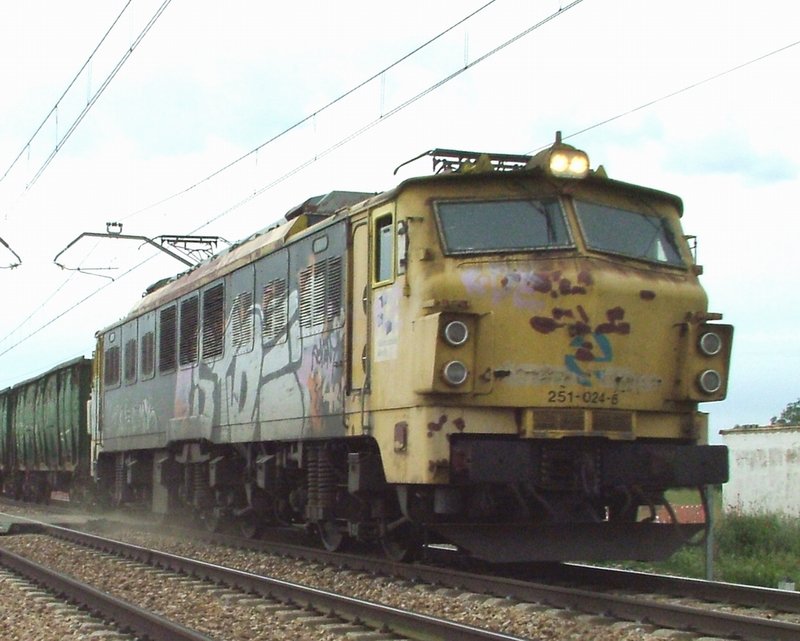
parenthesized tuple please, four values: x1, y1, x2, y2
(0, 0, 798, 439)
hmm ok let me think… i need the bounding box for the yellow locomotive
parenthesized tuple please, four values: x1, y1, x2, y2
(94, 134, 731, 561)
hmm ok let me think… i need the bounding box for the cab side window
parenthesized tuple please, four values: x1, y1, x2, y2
(374, 214, 394, 284)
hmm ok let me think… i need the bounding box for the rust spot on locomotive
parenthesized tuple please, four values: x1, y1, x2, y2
(428, 458, 449, 474)
(427, 414, 448, 437)
(595, 306, 630, 335)
(530, 316, 561, 334)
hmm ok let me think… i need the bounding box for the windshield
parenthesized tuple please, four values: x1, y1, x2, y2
(574, 200, 685, 267)
(435, 199, 572, 254)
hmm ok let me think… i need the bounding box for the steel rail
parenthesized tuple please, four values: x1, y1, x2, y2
(0, 543, 216, 641)
(551, 563, 800, 614)
(117, 521, 800, 641)
(42, 524, 527, 641)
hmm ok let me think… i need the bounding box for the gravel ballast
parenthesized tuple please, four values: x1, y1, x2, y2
(0, 529, 728, 641)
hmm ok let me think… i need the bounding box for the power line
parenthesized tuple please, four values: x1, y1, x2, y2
(539, 38, 800, 151)
(0, 248, 151, 360)
(25, 0, 175, 191)
(0, 0, 503, 349)
(0, 271, 77, 348)
(0, 0, 505, 351)
(120, 0, 501, 223)
(191, 0, 588, 233)
(0, 1, 134, 187)
(0, 238, 107, 348)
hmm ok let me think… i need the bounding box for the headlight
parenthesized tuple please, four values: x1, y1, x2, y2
(442, 360, 469, 386)
(443, 320, 469, 346)
(698, 331, 723, 356)
(697, 369, 722, 394)
(526, 132, 591, 179)
(549, 150, 589, 178)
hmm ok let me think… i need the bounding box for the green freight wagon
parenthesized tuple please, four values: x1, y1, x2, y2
(0, 387, 11, 488)
(1, 357, 93, 502)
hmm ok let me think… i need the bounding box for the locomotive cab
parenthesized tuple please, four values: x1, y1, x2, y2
(360, 136, 731, 561)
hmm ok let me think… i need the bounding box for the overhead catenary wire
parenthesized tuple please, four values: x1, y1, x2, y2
(0, 1, 134, 188)
(190, 0, 588, 233)
(119, 0, 501, 223)
(0, 0, 175, 356)
(24, 0, 175, 191)
(0, 0, 504, 358)
(0, 237, 106, 348)
(535, 37, 800, 152)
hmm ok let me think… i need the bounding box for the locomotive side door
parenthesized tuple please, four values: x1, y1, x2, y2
(348, 215, 370, 431)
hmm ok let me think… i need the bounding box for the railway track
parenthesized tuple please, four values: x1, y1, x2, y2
(0, 522, 526, 641)
(94, 518, 800, 641)
(2, 506, 800, 641)
(113, 517, 800, 633)
(0, 547, 213, 641)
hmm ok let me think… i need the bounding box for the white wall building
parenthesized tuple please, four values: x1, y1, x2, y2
(720, 425, 800, 517)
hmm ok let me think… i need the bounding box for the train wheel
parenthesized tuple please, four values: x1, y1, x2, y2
(202, 510, 223, 533)
(381, 521, 421, 562)
(318, 520, 348, 552)
(238, 515, 260, 539)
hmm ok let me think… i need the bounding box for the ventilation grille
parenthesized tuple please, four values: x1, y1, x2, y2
(232, 291, 254, 351)
(592, 410, 634, 433)
(202, 283, 225, 359)
(124, 338, 137, 383)
(159, 306, 177, 373)
(104, 345, 120, 386)
(140, 331, 155, 379)
(262, 278, 287, 343)
(179, 296, 199, 365)
(299, 256, 342, 333)
(533, 409, 584, 431)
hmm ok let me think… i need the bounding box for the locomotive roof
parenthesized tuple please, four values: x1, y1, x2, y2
(106, 190, 375, 330)
(385, 163, 685, 217)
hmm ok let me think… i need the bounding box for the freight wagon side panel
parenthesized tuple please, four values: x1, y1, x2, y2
(13, 385, 37, 470)
(42, 375, 60, 469)
(0, 391, 9, 473)
(8, 358, 92, 474)
(54, 360, 92, 471)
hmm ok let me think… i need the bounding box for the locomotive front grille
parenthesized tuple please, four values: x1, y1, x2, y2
(592, 410, 634, 433)
(532, 409, 584, 431)
(530, 408, 634, 437)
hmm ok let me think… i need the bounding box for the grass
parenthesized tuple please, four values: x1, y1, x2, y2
(624, 512, 800, 588)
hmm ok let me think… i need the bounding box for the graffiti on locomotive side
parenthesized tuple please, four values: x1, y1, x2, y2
(179, 286, 344, 441)
(531, 304, 631, 387)
(300, 327, 344, 431)
(461, 267, 592, 309)
(497, 362, 660, 394)
(373, 284, 400, 362)
(109, 398, 158, 435)
(462, 265, 631, 388)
